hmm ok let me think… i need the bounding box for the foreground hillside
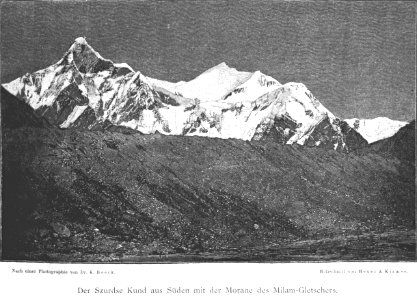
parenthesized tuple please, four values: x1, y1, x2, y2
(2, 92, 415, 261)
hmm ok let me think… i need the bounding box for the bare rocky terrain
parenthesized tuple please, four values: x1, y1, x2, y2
(1, 87, 415, 261)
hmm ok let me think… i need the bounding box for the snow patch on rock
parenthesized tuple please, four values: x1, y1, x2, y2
(60, 105, 89, 128)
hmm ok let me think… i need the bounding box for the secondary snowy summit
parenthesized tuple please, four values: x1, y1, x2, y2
(345, 117, 408, 144)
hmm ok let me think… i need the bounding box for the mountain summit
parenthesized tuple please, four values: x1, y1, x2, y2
(168, 62, 253, 102)
(59, 37, 134, 74)
(2, 37, 372, 151)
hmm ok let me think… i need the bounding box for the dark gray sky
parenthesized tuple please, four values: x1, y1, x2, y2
(1, 1, 415, 121)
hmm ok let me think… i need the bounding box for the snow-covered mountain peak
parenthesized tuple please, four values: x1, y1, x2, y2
(74, 36, 88, 45)
(54, 37, 135, 77)
(199, 62, 250, 81)
(208, 61, 230, 70)
(148, 64, 281, 106)
(345, 117, 408, 143)
(173, 62, 252, 102)
(63, 37, 114, 74)
(220, 70, 281, 105)
(69, 37, 101, 57)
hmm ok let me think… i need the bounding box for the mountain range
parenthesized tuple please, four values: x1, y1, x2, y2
(3, 37, 409, 152)
(1, 38, 415, 261)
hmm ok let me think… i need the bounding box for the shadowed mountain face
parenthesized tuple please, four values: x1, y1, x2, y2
(369, 121, 415, 162)
(1, 96, 415, 261)
(1, 87, 50, 129)
(0, 87, 139, 135)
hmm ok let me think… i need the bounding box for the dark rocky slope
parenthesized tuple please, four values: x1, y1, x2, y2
(1, 94, 415, 261)
(1, 87, 50, 129)
(369, 120, 415, 162)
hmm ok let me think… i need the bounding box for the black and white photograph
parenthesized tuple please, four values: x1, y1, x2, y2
(1, 0, 415, 262)
(0, 0, 415, 297)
